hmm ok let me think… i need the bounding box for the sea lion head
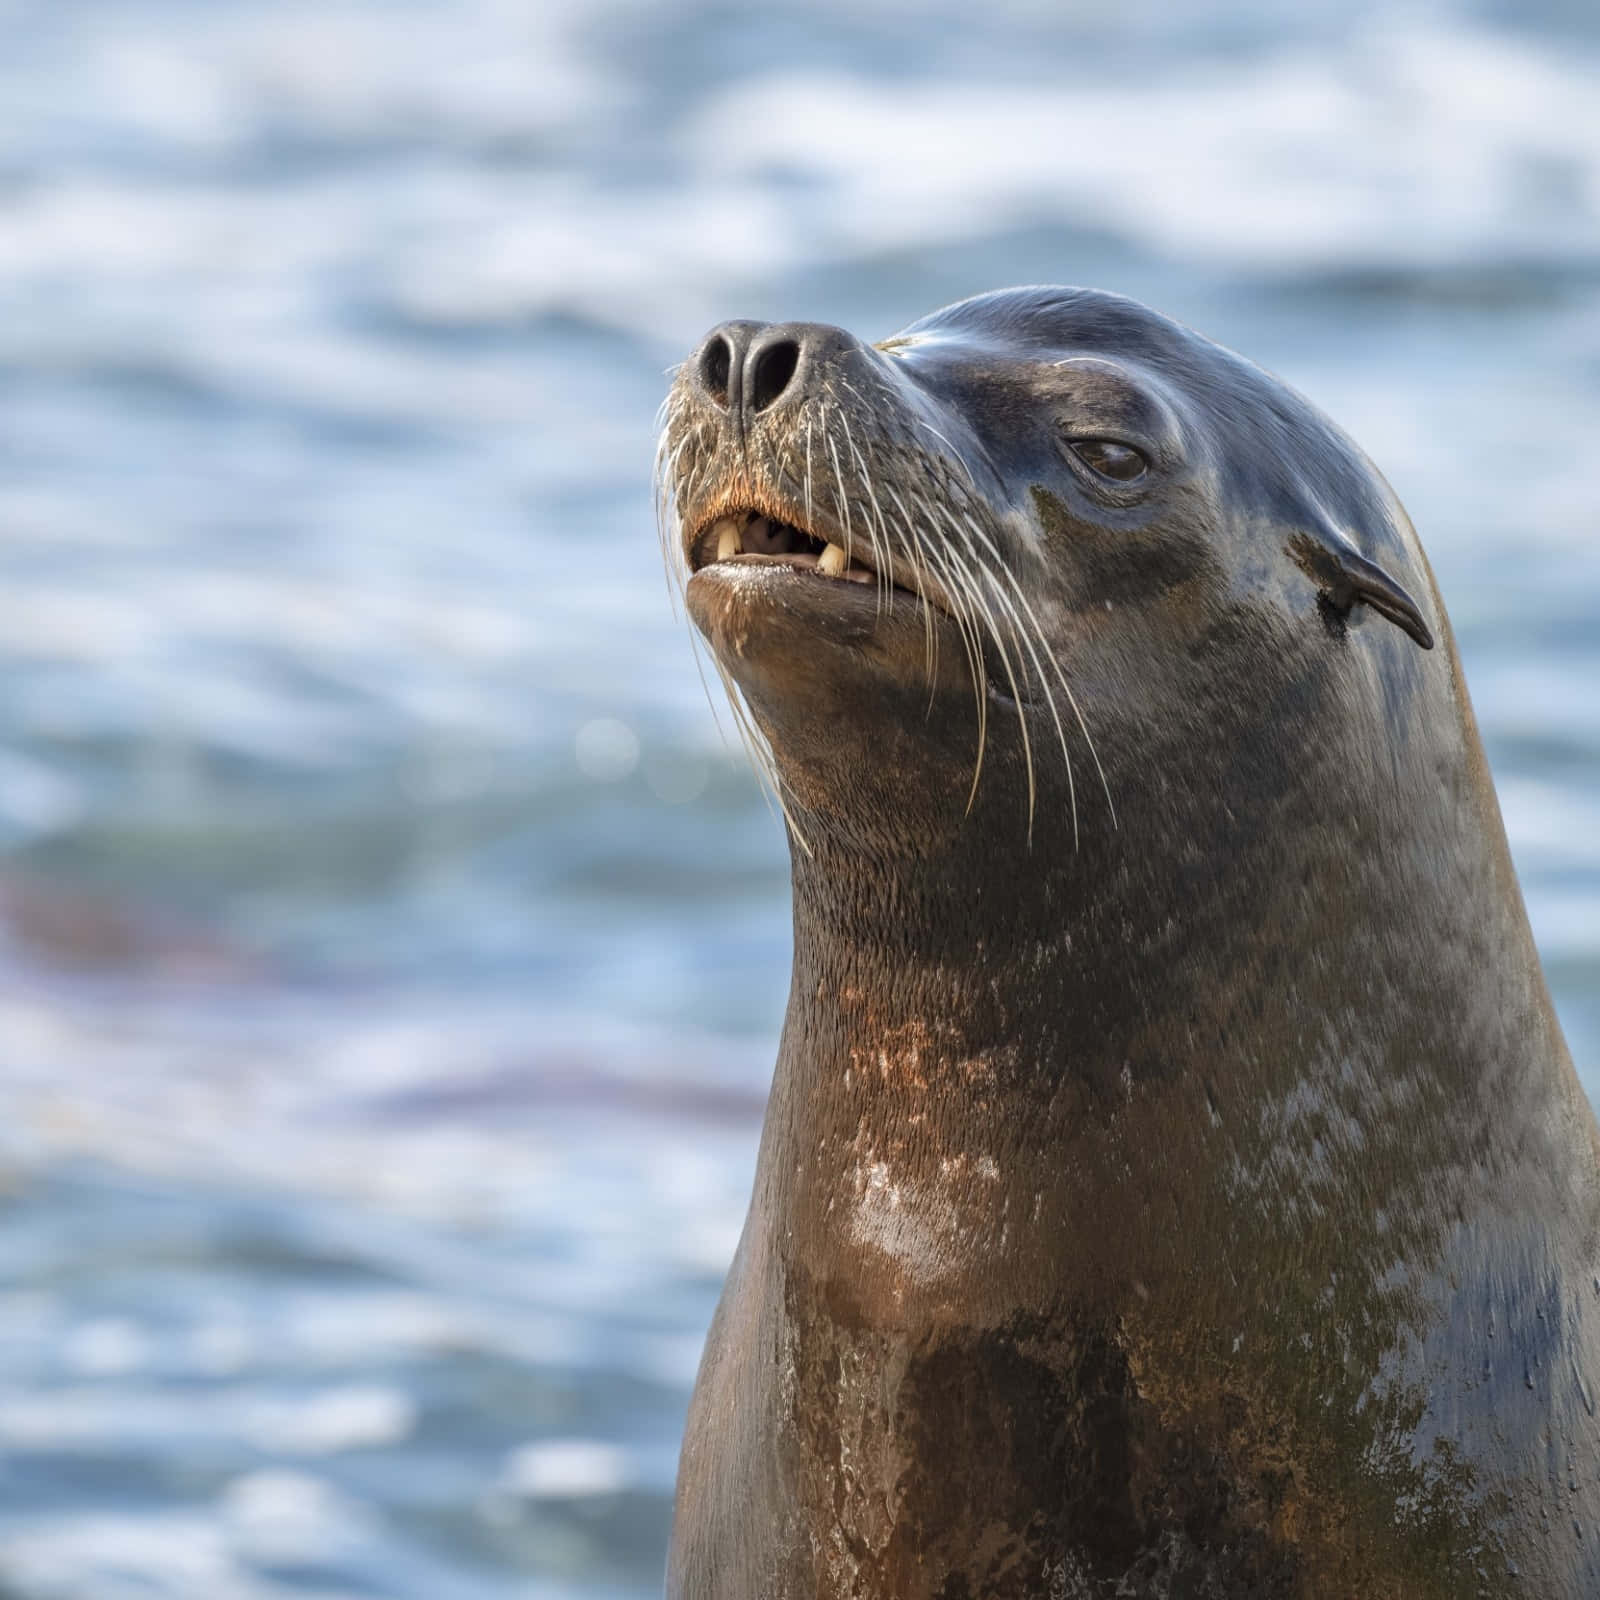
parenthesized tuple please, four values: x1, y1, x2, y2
(658, 286, 1438, 868)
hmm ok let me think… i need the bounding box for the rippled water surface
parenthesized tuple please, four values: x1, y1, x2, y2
(1, 2, 1597, 1595)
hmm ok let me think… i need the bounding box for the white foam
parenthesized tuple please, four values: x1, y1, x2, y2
(220, 1469, 373, 1566)
(0, 1378, 410, 1456)
(498, 1437, 633, 1499)
(0, 1509, 362, 1600)
(7, 10, 1591, 362)
(683, 29, 1600, 279)
(62, 1318, 151, 1379)
(240, 1385, 417, 1456)
(277, 1292, 479, 1364)
(0, 1514, 238, 1599)
(0, 1385, 274, 1454)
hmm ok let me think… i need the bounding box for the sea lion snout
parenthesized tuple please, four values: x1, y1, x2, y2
(690, 318, 867, 428)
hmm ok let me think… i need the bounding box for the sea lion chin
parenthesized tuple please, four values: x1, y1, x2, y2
(656, 287, 1600, 1598)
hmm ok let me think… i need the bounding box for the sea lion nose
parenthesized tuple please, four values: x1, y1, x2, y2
(692, 321, 853, 423)
(744, 329, 802, 414)
(693, 320, 762, 413)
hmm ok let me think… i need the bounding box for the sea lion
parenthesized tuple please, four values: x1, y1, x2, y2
(655, 288, 1600, 1598)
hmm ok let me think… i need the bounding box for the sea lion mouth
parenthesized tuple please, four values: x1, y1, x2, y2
(686, 504, 932, 603)
(689, 507, 872, 586)
(683, 500, 1052, 728)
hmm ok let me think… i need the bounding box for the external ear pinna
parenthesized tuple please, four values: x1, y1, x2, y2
(1289, 528, 1434, 649)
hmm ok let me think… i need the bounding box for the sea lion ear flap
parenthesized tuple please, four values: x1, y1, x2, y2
(1288, 530, 1435, 651)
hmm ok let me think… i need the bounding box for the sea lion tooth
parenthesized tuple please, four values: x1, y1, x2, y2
(713, 518, 742, 561)
(817, 542, 849, 577)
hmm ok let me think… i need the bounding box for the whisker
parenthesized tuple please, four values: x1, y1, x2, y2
(822, 416, 856, 569)
(917, 493, 1036, 826)
(916, 533, 993, 810)
(910, 417, 977, 487)
(931, 510, 1062, 820)
(802, 416, 815, 531)
(653, 425, 688, 616)
(836, 407, 894, 616)
(897, 486, 997, 805)
(709, 651, 813, 855)
(838, 378, 902, 615)
(955, 510, 1116, 836)
(880, 481, 945, 701)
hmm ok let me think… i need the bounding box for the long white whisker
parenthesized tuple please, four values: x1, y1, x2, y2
(934, 499, 1079, 842)
(837, 408, 894, 615)
(709, 653, 813, 856)
(910, 417, 977, 486)
(654, 421, 691, 615)
(906, 493, 1009, 810)
(916, 534, 992, 810)
(802, 416, 815, 531)
(838, 378, 902, 615)
(956, 510, 1115, 834)
(822, 419, 855, 566)
(881, 481, 946, 701)
(918, 494, 1036, 827)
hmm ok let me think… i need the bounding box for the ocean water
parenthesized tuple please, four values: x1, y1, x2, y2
(0, 1, 1596, 1595)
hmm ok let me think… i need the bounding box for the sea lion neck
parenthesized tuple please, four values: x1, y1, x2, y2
(780, 818, 1176, 1076)
(773, 696, 1552, 1128)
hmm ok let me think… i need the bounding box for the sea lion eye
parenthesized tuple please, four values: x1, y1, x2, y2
(1067, 439, 1148, 482)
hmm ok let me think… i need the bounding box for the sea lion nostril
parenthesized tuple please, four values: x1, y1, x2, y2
(749, 338, 800, 414)
(699, 334, 733, 409)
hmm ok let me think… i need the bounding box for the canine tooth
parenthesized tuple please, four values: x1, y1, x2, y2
(713, 518, 742, 561)
(817, 542, 849, 577)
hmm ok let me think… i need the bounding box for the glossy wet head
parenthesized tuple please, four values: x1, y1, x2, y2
(656, 286, 1436, 851)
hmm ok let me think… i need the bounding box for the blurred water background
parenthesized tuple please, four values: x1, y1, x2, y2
(0, 1, 1596, 1595)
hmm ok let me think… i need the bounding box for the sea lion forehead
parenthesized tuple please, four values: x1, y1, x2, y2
(882, 296, 1204, 466)
(890, 285, 1307, 434)
(890, 288, 1277, 441)
(892, 284, 1212, 366)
